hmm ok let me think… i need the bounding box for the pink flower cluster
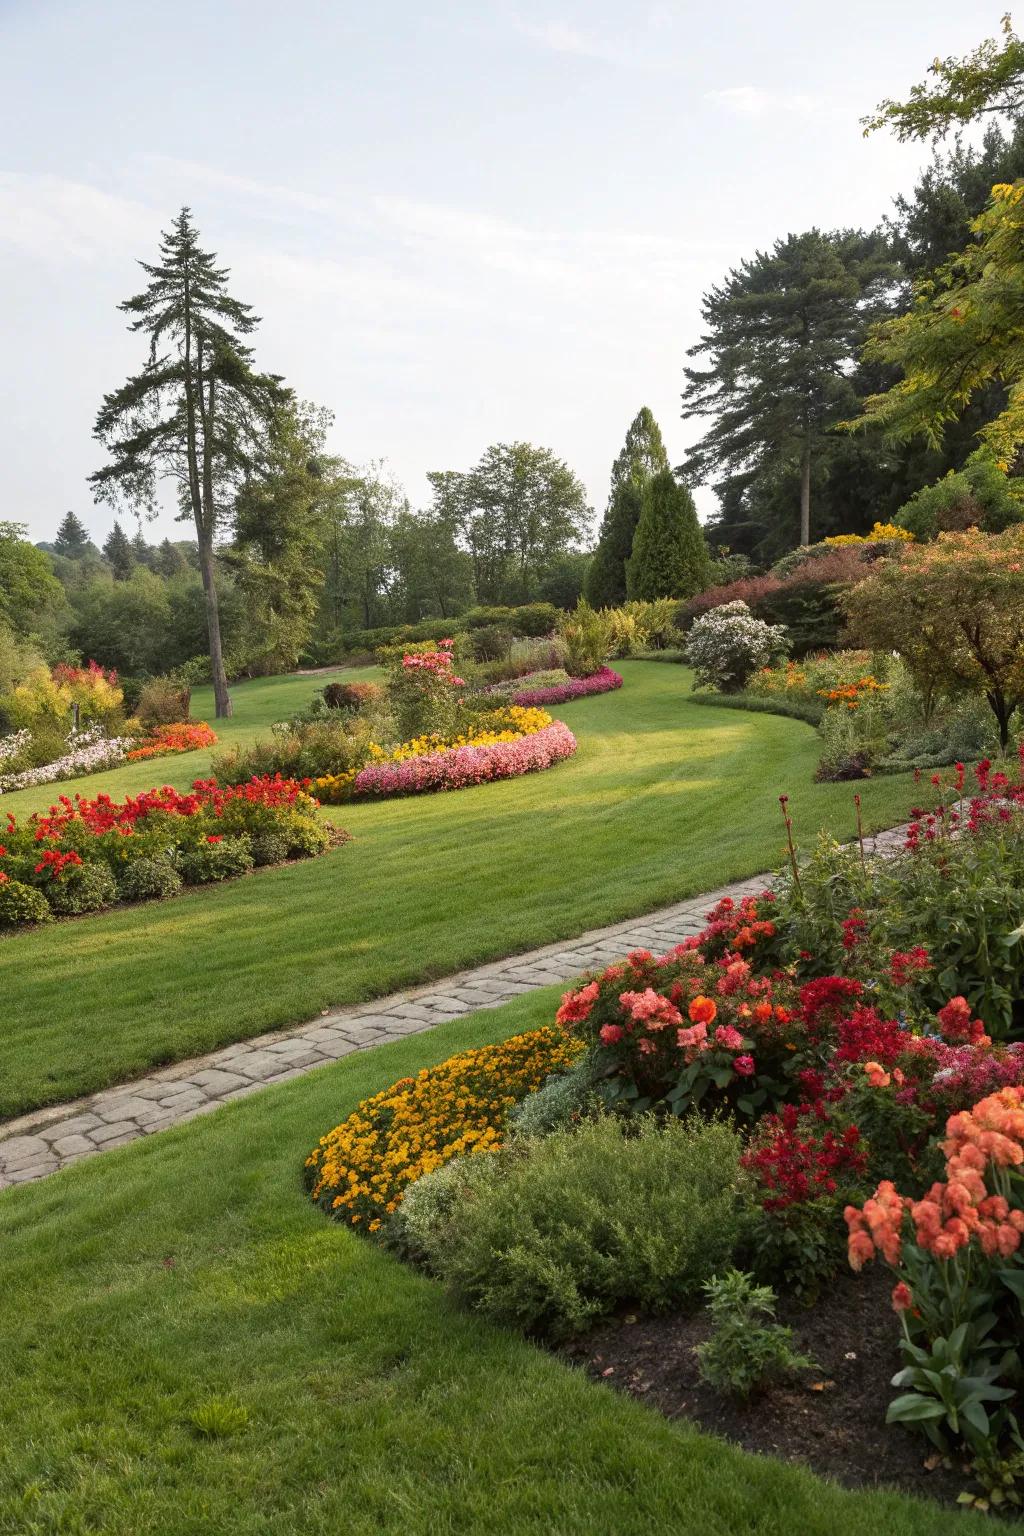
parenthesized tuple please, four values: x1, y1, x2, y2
(352, 721, 577, 798)
(511, 667, 623, 707)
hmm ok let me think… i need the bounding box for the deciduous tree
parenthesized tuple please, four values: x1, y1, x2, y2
(843, 528, 1024, 746)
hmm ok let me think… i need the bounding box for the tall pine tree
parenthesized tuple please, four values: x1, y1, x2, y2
(103, 520, 135, 580)
(626, 469, 709, 600)
(585, 407, 669, 607)
(54, 510, 91, 559)
(91, 208, 287, 716)
(681, 230, 898, 550)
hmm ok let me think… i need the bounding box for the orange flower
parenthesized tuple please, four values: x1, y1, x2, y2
(688, 995, 717, 1026)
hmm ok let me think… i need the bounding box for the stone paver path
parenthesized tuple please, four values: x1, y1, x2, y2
(0, 823, 908, 1192)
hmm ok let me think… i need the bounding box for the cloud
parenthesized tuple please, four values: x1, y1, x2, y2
(512, 16, 622, 63)
(0, 172, 158, 262)
(706, 85, 818, 117)
(135, 156, 336, 216)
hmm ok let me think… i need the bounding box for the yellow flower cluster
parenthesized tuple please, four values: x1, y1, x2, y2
(313, 707, 553, 801)
(824, 522, 915, 547)
(376, 706, 552, 763)
(305, 1027, 583, 1231)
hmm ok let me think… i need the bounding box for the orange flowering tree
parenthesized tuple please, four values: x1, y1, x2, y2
(844, 528, 1024, 746)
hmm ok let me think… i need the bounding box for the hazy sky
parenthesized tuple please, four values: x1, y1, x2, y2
(0, 0, 994, 545)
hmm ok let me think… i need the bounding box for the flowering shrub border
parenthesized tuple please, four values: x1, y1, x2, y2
(510, 667, 623, 707)
(0, 775, 343, 928)
(126, 721, 218, 761)
(350, 719, 577, 798)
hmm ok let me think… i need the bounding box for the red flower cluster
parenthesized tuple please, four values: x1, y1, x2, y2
(27, 775, 315, 843)
(32, 848, 83, 881)
(51, 659, 119, 688)
(744, 1101, 868, 1212)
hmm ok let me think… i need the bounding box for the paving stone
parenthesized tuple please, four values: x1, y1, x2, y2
(0, 1136, 52, 1168)
(384, 1002, 438, 1022)
(6, 1163, 55, 1184)
(225, 1052, 290, 1081)
(96, 1096, 158, 1124)
(97, 1132, 141, 1149)
(36, 1113, 102, 1142)
(52, 1134, 96, 1157)
(90, 1120, 139, 1144)
(157, 1087, 209, 1111)
(189, 1068, 255, 1093)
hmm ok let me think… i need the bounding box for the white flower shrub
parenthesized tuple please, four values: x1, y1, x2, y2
(0, 728, 32, 766)
(684, 601, 789, 693)
(0, 725, 135, 794)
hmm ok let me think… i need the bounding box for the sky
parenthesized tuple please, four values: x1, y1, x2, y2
(0, 0, 998, 547)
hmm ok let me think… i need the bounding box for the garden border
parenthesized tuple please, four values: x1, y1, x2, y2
(0, 822, 910, 1191)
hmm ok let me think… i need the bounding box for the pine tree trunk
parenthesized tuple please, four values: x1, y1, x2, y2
(800, 439, 811, 547)
(196, 366, 232, 718)
(198, 533, 232, 718)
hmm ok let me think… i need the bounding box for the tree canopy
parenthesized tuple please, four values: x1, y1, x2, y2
(626, 469, 709, 601)
(863, 15, 1024, 142)
(427, 442, 591, 607)
(855, 183, 1024, 466)
(681, 229, 899, 553)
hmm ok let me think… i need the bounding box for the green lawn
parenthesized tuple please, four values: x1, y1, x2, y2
(0, 662, 921, 1120)
(0, 989, 990, 1536)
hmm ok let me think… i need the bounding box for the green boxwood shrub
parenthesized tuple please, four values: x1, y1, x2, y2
(114, 856, 183, 903)
(45, 862, 118, 916)
(177, 836, 255, 885)
(0, 877, 52, 928)
(408, 1114, 743, 1340)
(248, 830, 290, 867)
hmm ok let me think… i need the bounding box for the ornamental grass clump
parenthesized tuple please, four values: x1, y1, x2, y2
(305, 1028, 583, 1232)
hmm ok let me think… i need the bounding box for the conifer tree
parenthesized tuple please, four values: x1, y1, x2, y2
(626, 469, 709, 601)
(585, 407, 669, 607)
(682, 230, 897, 548)
(91, 208, 287, 716)
(103, 520, 135, 581)
(54, 510, 91, 559)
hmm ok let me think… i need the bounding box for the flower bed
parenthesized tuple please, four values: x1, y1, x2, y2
(305, 1028, 582, 1229)
(301, 750, 1024, 1508)
(126, 721, 218, 760)
(509, 666, 622, 707)
(348, 719, 577, 799)
(0, 775, 340, 928)
(0, 725, 136, 793)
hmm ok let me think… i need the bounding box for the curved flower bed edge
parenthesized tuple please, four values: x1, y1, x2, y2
(351, 719, 577, 798)
(510, 667, 622, 708)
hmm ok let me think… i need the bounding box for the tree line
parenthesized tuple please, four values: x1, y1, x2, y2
(11, 18, 1024, 712)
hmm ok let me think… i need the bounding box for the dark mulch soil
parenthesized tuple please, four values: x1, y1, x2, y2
(561, 1266, 972, 1509)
